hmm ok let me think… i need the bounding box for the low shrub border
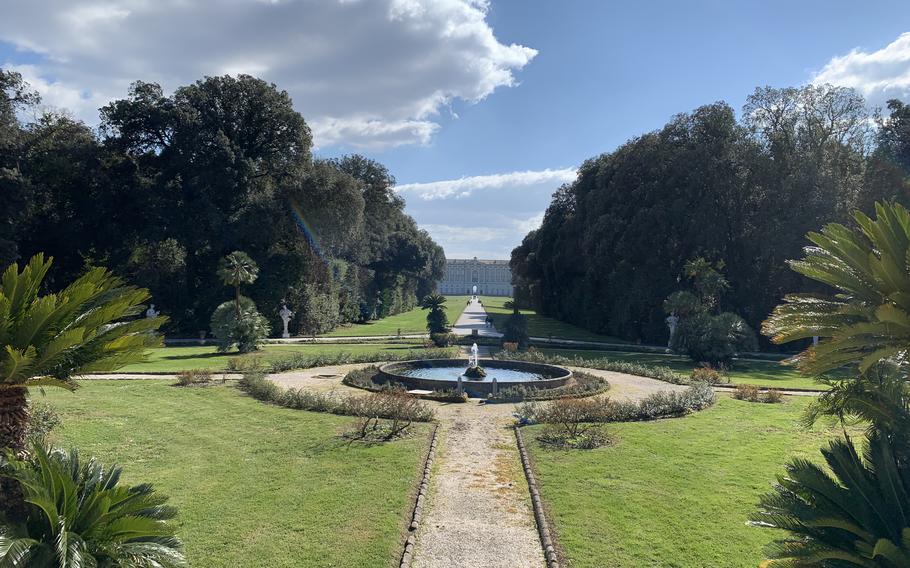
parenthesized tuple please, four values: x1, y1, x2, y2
(268, 348, 455, 373)
(732, 383, 784, 403)
(399, 424, 439, 568)
(495, 351, 686, 385)
(237, 371, 435, 423)
(515, 426, 560, 568)
(517, 382, 716, 425)
(485, 371, 609, 403)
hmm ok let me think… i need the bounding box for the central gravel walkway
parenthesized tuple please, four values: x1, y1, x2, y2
(452, 298, 502, 337)
(411, 402, 543, 568)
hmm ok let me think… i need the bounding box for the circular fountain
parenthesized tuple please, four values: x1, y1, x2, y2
(378, 358, 572, 397)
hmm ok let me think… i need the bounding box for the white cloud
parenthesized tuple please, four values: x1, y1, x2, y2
(813, 32, 910, 107)
(0, 0, 536, 148)
(396, 167, 577, 200)
(418, 212, 545, 258)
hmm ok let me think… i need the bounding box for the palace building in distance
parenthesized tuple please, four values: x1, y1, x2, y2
(437, 257, 513, 297)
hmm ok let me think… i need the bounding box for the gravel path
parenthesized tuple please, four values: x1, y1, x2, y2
(411, 401, 543, 568)
(452, 299, 502, 337)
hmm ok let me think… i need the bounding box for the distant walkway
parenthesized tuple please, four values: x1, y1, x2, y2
(452, 299, 503, 338)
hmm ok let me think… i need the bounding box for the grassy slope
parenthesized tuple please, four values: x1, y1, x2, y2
(117, 342, 452, 373)
(479, 296, 628, 343)
(527, 396, 849, 568)
(538, 347, 829, 390)
(41, 381, 428, 568)
(322, 296, 470, 337)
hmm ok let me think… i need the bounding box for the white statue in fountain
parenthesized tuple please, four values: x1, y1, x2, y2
(145, 304, 159, 319)
(279, 304, 294, 339)
(469, 342, 479, 367)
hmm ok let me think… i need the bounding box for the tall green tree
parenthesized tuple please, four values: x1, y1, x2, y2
(1, 72, 446, 336)
(0, 254, 164, 520)
(512, 85, 893, 345)
(217, 251, 259, 318)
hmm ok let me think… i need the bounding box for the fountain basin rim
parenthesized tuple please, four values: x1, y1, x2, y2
(378, 358, 572, 396)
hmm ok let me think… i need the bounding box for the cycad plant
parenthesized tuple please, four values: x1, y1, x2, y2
(0, 254, 163, 520)
(755, 202, 910, 567)
(0, 446, 185, 567)
(763, 201, 910, 376)
(752, 432, 910, 567)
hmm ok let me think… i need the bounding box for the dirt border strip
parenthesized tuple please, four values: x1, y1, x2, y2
(399, 423, 440, 568)
(515, 426, 560, 568)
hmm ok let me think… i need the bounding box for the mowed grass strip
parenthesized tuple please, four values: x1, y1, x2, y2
(322, 295, 470, 337)
(537, 348, 830, 391)
(117, 341, 451, 373)
(479, 296, 629, 343)
(526, 396, 850, 568)
(40, 380, 430, 568)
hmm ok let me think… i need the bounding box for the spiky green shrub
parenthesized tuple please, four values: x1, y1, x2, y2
(210, 296, 270, 353)
(0, 253, 163, 520)
(751, 433, 910, 566)
(756, 202, 910, 566)
(0, 446, 185, 567)
(495, 351, 686, 384)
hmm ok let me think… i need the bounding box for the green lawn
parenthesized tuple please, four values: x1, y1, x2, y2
(39, 380, 429, 568)
(526, 396, 850, 567)
(117, 341, 451, 373)
(322, 296, 470, 337)
(479, 296, 628, 343)
(537, 347, 831, 390)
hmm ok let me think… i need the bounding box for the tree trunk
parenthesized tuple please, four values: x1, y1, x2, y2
(235, 286, 243, 319)
(0, 385, 29, 522)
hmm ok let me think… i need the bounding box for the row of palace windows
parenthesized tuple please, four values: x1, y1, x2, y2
(438, 284, 512, 296)
(443, 270, 511, 283)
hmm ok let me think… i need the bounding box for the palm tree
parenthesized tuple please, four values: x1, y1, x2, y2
(216, 251, 259, 318)
(0, 254, 163, 520)
(763, 202, 910, 376)
(421, 293, 449, 334)
(0, 446, 185, 567)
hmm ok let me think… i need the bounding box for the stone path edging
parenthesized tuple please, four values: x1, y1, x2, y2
(400, 423, 440, 568)
(514, 426, 560, 568)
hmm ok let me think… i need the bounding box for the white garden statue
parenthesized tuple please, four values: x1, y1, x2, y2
(469, 342, 479, 367)
(279, 304, 294, 339)
(665, 312, 679, 349)
(145, 304, 159, 319)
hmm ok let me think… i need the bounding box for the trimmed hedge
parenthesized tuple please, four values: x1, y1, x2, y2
(486, 371, 609, 403)
(238, 371, 435, 421)
(495, 350, 686, 385)
(267, 347, 455, 373)
(517, 382, 715, 424)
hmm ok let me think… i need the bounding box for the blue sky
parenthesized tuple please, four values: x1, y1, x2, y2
(3, 0, 910, 258)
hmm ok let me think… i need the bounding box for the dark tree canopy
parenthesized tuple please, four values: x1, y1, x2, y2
(1, 72, 444, 335)
(512, 85, 908, 347)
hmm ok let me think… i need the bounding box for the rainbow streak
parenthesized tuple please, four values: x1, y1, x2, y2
(289, 198, 328, 262)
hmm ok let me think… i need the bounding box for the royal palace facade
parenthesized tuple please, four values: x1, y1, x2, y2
(437, 257, 513, 297)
